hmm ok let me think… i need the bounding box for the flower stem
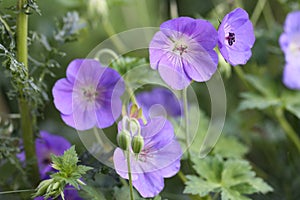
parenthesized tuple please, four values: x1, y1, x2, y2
(16, 0, 40, 185)
(234, 67, 300, 153)
(126, 150, 134, 200)
(275, 107, 300, 153)
(182, 88, 191, 160)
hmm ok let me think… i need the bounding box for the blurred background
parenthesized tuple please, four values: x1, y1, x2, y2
(1, 0, 300, 199)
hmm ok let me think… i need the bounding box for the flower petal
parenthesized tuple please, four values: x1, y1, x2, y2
(132, 172, 164, 198)
(182, 48, 218, 82)
(52, 78, 73, 115)
(61, 108, 97, 131)
(283, 63, 300, 90)
(157, 53, 191, 90)
(284, 11, 300, 33)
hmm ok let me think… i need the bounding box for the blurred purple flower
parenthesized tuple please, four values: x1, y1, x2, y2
(52, 59, 125, 130)
(135, 87, 182, 119)
(279, 11, 300, 90)
(218, 8, 255, 66)
(149, 17, 218, 90)
(113, 117, 182, 198)
(18, 131, 71, 179)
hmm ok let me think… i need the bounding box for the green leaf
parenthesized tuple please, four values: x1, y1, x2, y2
(245, 75, 277, 97)
(191, 155, 223, 183)
(184, 156, 273, 200)
(212, 136, 249, 158)
(221, 188, 251, 200)
(238, 92, 280, 111)
(285, 104, 300, 119)
(184, 175, 220, 196)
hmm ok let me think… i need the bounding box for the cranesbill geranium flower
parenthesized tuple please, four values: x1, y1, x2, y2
(135, 87, 182, 119)
(52, 59, 125, 130)
(149, 17, 218, 90)
(113, 117, 182, 197)
(279, 11, 300, 90)
(218, 8, 255, 66)
(18, 131, 71, 179)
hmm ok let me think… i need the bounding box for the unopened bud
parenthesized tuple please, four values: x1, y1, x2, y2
(129, 118, 140, 135)
(117, 130, 131, 151)
(131, 135, 144, 154)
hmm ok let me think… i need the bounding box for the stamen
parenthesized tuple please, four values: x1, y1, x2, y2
(226, 32, 235, 46)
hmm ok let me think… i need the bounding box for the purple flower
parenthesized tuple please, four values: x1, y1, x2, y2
(279, 11, 300, 89)
(149, 17, 218, 90)
(135, 87, 182, 119)
(113, 117, 182, 198)
(218, 8, 255, 66)
(18, 131, 71, 179)
(52, 59, 125, 130)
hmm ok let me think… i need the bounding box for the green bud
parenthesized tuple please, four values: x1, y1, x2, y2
(131, 135, 144, 154)
(117, 130, 131, 150)
(34, 179, 53, 197)
(129, 118, 141, 135)
(52, 181, 60, 190)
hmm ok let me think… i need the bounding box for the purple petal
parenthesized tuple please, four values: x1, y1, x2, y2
(222, 48, 252, 66)
(142, 117, 175, 150)
(182, 48, 218, 82)
(38, 131, 71, 156)
(189, 19, 218, 50)
(96, 98, 122, 128)
(160, 17, 195, 38)
(52, 79, 73, 115)
(135, 87, 182, 118)
(283, 63, 300, 90)
(66, 59, 84, 83)
(284, 11, 300, 34)
(157, 53, 191, 90)
(61, 108, 97, 131)
(132, 172, 164, 198)
(149, 31, 173, 70)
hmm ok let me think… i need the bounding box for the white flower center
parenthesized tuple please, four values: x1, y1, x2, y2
(287, 34, 300, 61)
(82, 86, 98, 102)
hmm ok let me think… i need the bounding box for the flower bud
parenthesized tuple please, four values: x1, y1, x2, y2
(117, 130, 131, 151)
(129, 118, 141, 135)
(131, 135, 144, 154)
(34, 179, 53, 197)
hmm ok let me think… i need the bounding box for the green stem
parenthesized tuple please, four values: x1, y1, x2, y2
(182, 88, 191, 160)
(250, 0, 267, 27)
(275, 108, 300, 153)
(126, 150, 134, 200)
(234, 66, 300, 153)
(16, 0, 40, 185)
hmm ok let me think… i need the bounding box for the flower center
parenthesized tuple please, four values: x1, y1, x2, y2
(137, 148, 152, 162)
(226, 32, 235, 46)
(82, 87, 98, 102)
(173, 43, 188, 56)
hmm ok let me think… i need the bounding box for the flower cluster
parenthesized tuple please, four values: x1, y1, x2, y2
(279, 11, 300, 90)
(50, 7, 256, 199)
(149, 8, 255, 90)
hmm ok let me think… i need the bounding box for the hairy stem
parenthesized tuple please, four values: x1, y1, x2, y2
(16, 0, 40, 185)
(126, 150, 134, 200)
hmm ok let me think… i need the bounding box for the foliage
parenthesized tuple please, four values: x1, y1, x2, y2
(184, 155, 273, 200)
